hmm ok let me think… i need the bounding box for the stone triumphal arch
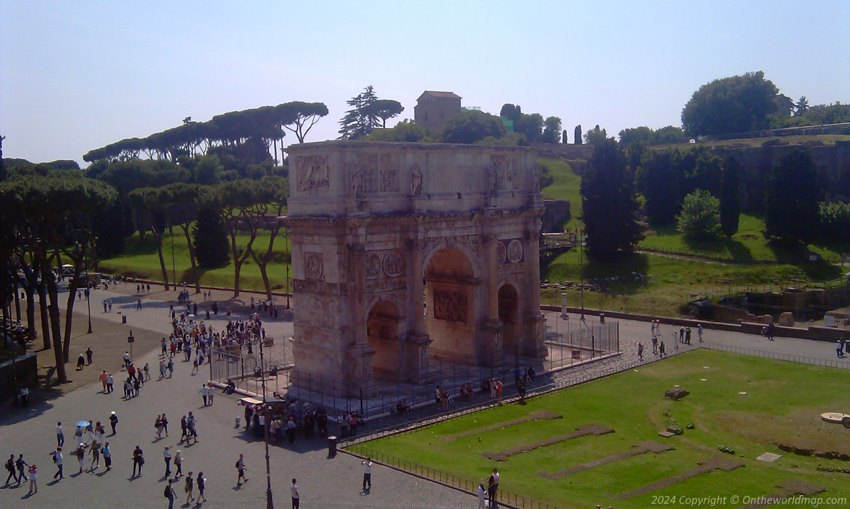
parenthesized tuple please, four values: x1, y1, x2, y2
(286, 141, 546, 393)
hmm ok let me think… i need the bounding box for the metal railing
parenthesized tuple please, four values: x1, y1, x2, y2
(344, 444, 561, 509)
(700, 342, 850, 370)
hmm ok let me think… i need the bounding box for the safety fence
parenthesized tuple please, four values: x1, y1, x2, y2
(344, 444, 561, 509)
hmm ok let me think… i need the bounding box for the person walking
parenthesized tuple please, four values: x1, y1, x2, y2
(184, 471, 195, 505)
(200, 385, 208, 407)
(132, 445, 144, 477)
(161, 414, 169, 437)
(361, 457, 372, 492)
(165, 479, 176, 509)
(109, 411, 118, 434)
(86, 347, 93, 365)
(163, 447, 172, 477)
(106, 373, 114, 393)
(89, 441, 101, 471)
(26, 464, 37, 494)
(235, 453, 247, 486)
(56, 422, 64, 448)
(196, 472, 207, 503)
(100, 370, 108, 392)
(291, 478, 300, 509)
(173, 450, 183, 478)
(101, 442, 112, 471)
(51, 448, 63, 480)
(5, 454, 17, 485)
(697, 323, 704, 342)
(74, 443, 85, 474)
(15, 454, 29, 485)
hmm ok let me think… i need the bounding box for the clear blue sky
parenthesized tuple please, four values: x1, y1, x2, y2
(2, 0, 849, 165)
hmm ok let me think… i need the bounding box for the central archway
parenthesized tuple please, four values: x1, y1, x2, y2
(367, 300, 400, 379)
(424, 247, 477, 363)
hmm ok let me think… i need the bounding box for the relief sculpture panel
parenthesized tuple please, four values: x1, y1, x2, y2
(304, 252, 324, 281)
(296, 155, 330, 192)
(433, 288, 468, 323)
(382, 250, 405, 277)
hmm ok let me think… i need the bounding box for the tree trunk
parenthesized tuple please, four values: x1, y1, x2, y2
(43, 271, 67, 384)
(154, 232, 170, 290)
(37, 284, 51, 351)
(180, 224, 201, 294)
(24, 286, 37, 343)
(62, 276, 80, 354)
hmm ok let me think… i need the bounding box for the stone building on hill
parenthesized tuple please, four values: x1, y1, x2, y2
(414, 91, 462, 132)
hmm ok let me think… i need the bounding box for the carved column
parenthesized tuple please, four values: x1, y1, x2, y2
(480, 233, 504, 367)
(405, 236, 432, 384)
(523, 223, 547, 359)
(345, 240, 374, 393)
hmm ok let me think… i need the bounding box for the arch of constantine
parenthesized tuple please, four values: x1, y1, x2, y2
(286, 141, 546, 394)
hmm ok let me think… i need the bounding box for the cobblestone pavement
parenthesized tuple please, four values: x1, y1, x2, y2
(2, 283, 847, 508)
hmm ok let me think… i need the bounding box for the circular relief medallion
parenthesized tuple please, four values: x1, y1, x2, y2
(496, 241, 507, 264)
(507, 239, 523, 263)
(365, 252, 381, 279)
(382, 250, 405, 277)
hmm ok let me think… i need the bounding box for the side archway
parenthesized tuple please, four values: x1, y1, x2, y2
(423, 247, 478, 362)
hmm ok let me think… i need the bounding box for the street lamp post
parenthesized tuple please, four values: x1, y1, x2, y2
(78, 240, 93, 334)
(170, 226, 176, 292)
(258, 337, 275, 509)
(577, 227, 585, 322)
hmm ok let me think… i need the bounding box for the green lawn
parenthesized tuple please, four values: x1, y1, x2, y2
(349, 350, 850, 509)
(541, 157, 582, 230)
(98, 230, 291, 293)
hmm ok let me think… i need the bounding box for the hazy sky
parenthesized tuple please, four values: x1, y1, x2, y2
(2, 1, 849, 165)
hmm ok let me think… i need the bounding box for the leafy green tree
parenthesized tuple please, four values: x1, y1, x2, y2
(719, 157, 741, 236)
(194, 154, 224, 185)
(499, 104, 521, 122)
(277, 101, 329, 143)
(581, 139, 642, 260)
(365, 99, 404, 128)
(818, 201, 850, 241)
(678, 146, 723, 197)
(583, 125, 608, 146)
(338, 85, 382, 139)
(653, 125, 687, 144)
(794, 96, 809, 117)
(514, 113, 544, 143)
(128, 187, 172, 288)
(681, 71, 791, 137)
(193, 205, 229, 269)
(542, 116, 562, 144)
(441, 110, 505, 144)
(366, 120, 428, 142)
(765, 150, 821, 244)
(676, 190, 722, 239)
(635, 149, 681, 226)
(574, 125, 582, 145)
(618, 126, 654, 147)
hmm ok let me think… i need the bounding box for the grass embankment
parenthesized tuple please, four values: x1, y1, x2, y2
(539, 157, 848, 316)
(99, 230, 291, 293)
(657, 134, 850, 150)
(351, 350, 850, 509)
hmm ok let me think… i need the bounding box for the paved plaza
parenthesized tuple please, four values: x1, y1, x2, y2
(2, 282, 848, 508)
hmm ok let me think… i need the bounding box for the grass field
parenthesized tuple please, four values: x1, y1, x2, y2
(98, 230, 291, 293)
(349, 350, 850, 508)
(539, 157, 848, 316)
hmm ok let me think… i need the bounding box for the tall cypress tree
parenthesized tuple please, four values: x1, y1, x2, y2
(581, 138, 643, 260)
(719, 157, 741, 237)
(193, 206, 229, 268)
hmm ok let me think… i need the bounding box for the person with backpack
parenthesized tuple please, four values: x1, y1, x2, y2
(164, 479, 176, 509)
(51, 448, 63, 480)
(235, 453, 247, 486)
(75, 443, 86, 474)
(173, 450, 183, 478)
(4, 454, 17, 485)
(15, 454, 28, 485)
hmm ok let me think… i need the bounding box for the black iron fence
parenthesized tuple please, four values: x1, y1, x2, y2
(344, 444, 562, 509)
(209, 323, 621, 418)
